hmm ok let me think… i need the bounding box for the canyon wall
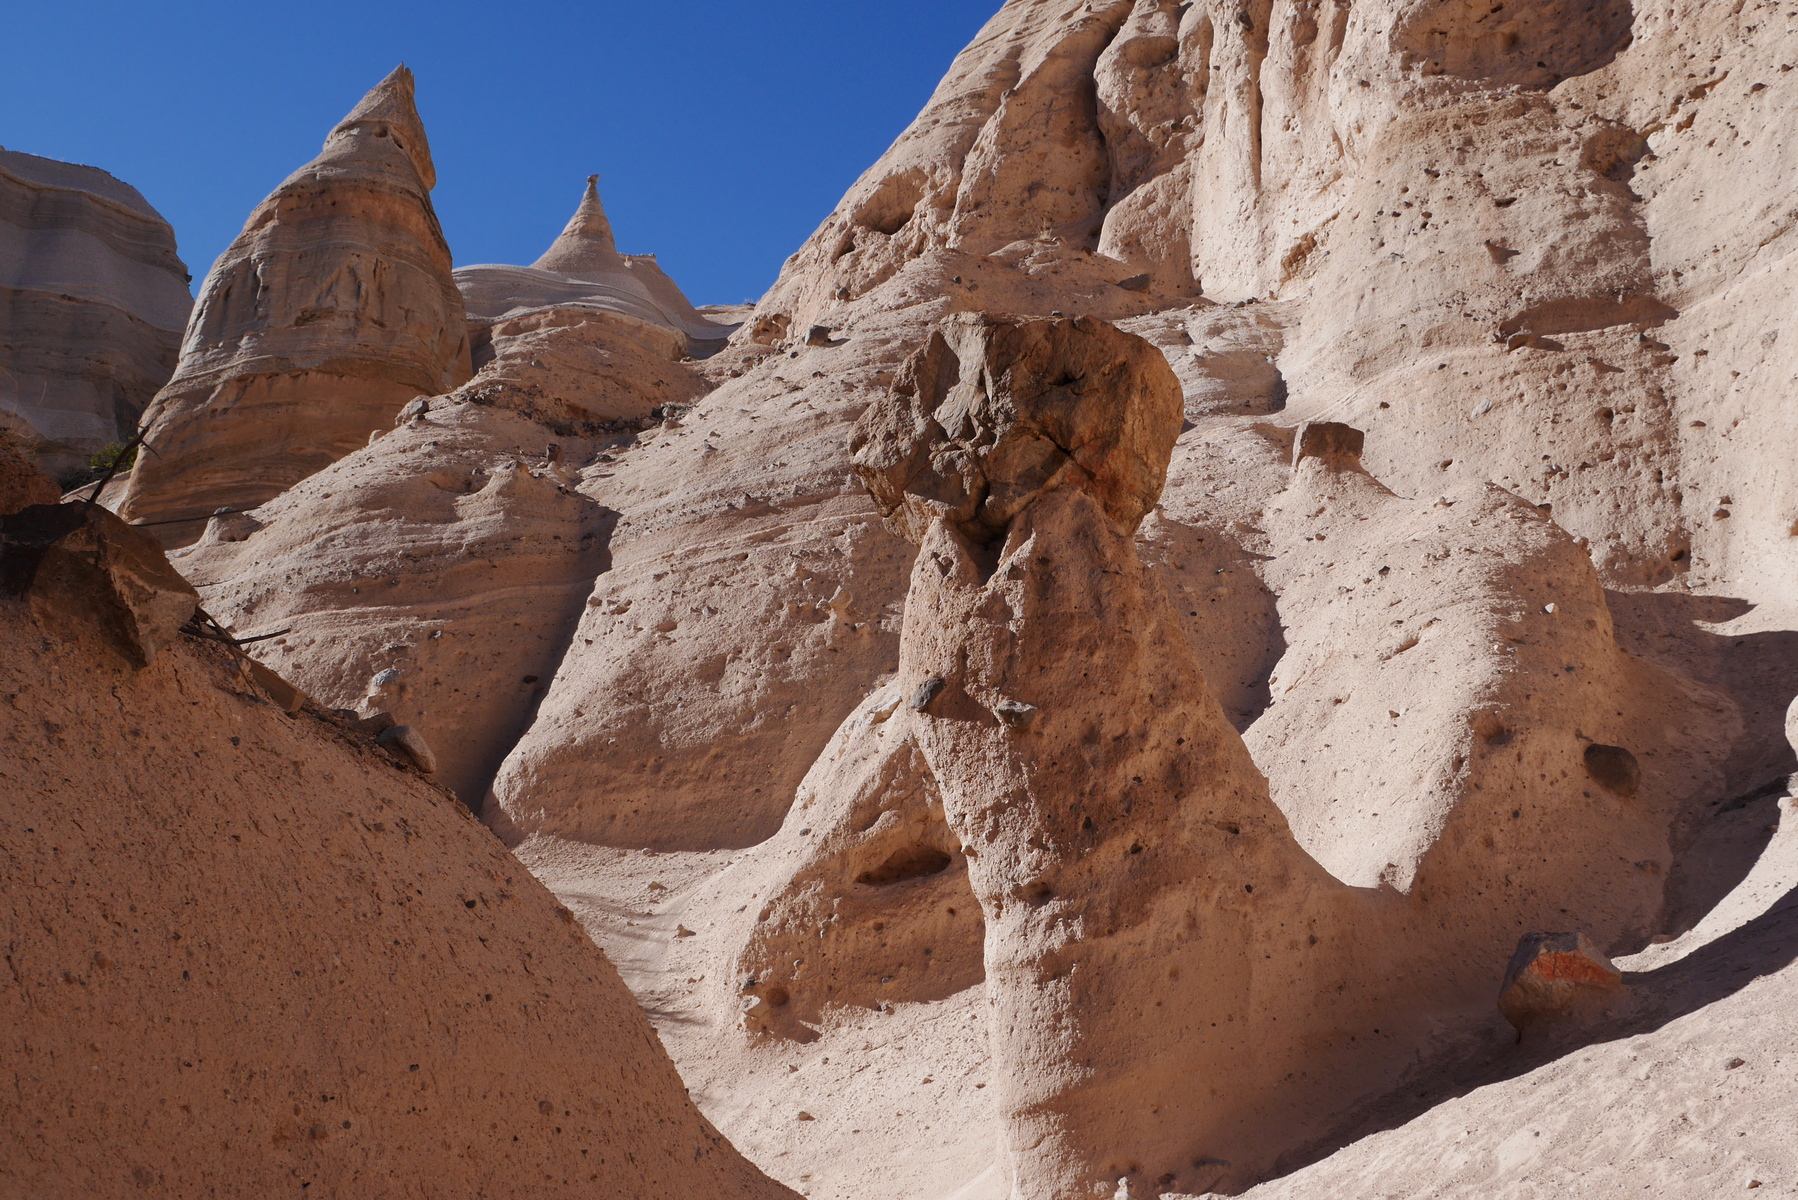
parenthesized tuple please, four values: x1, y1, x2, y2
(0, 148, 191, 479)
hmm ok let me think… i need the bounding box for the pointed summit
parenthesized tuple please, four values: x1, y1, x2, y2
(532, 175, 622, 276)
(321, 64, 437, 189)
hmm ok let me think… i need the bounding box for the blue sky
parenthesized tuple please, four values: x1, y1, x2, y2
(4, 1, 998, 305)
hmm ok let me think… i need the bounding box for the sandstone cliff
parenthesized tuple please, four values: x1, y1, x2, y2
(494, 3, 1798, 1195)
(0, 149, 191, 479)
(116, 66, 470, 537)
(170, 298, 715, 807)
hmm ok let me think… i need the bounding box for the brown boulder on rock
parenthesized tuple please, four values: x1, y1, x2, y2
(1497, 931, 1627, 1037)
(850, 313, 1183, 544)
(378, 723, 438, 774)
(117, 65, 471, 539)
(0, 439, 61, 514)
(1584, 742, 1643, 798)
(0, 502, 197, 666)
(1292, 420, 1365, 466)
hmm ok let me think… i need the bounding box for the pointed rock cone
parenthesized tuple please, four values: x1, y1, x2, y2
(531, 175, 623, 277)
(117, 64, 471, 540)
(321, 63, 437, 189)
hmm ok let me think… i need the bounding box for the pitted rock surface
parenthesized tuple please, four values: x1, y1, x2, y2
(851, 313, 1183, 544)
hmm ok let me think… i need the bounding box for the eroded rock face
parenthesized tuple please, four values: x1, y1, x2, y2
(750, 0, 1776, 592)
(461, 304, 706, 432)
(0, 150, 192, 479)
(171, 393, 616, 806)
(117, 66, 470, 537)
(484, 310, 926, 851)
(1247, 435, 1727, 959)
(165, 298, 722, 809)
(851, 313, 1183, 544)
(731, 722, 984, 1039)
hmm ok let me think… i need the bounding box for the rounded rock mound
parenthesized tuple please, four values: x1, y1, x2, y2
(850, 313, 1184, 545)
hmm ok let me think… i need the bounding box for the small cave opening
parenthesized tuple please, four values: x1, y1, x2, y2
(856, 845, 954, 886)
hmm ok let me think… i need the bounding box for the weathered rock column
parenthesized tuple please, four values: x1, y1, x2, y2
(849, 314, 1409, 1197)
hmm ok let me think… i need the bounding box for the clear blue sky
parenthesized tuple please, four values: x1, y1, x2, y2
(3, 1, 998, 305)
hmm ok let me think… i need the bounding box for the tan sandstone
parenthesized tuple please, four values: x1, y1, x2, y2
(456, 176, 738, 355)
(34, 2, 1798, 1198)
(116, 66, 471, 537)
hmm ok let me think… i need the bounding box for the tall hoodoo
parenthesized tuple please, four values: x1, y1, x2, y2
(746, 312, 1713, 1196)
(117, 65, 471, 537)
(818, 315, 1418, 1196)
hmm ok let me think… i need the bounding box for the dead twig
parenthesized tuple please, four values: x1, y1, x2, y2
(80, 423, 158, 512)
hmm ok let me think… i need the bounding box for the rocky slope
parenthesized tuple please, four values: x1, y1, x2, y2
(0, 148, 191, 479)
(0, 471, 794, 1199)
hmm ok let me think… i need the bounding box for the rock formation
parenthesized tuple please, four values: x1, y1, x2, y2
(1248, 426, 1724, 927)
(455, 176, 738, 356)
(1496, 931, 1627, 1037)
(716, 316, 1725, 1196)
(460, 5, 1798, 1184)
(482, 309, 921, 850)
(0, 510, 794, 1200)
(851, 313, 1184, 543)
(116, 66, 470, 537)
(169, 306, 709, 806)
(0, 149, 192, 479)
(12, 1, 1798, 1197)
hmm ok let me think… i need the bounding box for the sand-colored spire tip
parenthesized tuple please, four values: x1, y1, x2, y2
(531, 174, 621, 275)
(327, 63, 436, 190)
